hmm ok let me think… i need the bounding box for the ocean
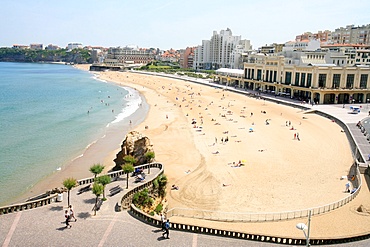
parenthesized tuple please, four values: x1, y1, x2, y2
(0, 62, 147, 206)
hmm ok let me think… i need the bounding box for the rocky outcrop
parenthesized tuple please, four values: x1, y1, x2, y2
(113, 131, 154, 170)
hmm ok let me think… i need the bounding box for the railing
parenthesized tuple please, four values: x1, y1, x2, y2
(77, 162, 159, 186)
(130, 202, 370, 245)
(0, 162, 163, 215)
(0, 194, 58, 215)
(120, 162, 164, 209)
(166, 173, 360, 222)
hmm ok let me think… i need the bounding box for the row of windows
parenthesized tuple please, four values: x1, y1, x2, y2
(245, 68, 369, 89)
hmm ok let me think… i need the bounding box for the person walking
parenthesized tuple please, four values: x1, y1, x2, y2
(162, 219, 170, 239)
(69, 205, 77, 222)
(65, 210, 71, 228)
(160, 213, 166, 232)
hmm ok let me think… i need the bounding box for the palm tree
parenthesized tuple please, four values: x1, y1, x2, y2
(144, 151, 155, 163)
(89, 163, 105, 180)
(62, 177, 77, 206)
(92, 182, 104, 216)
(122, 163, 135, 189)
(96, 175, 111, 200)
(123, 155, 137, 166)
(144, 151, 155, 174)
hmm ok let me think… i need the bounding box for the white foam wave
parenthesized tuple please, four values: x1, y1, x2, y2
(111, 87, 142, 124)
(91, 75, 107, 83)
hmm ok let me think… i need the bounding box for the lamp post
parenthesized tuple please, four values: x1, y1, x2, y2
(296, 210, 312, 246)
(367, 98, 369, 110)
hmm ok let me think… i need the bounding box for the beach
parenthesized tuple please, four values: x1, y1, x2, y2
(13, 63, 369, 238)
(82, 66, 353, 212)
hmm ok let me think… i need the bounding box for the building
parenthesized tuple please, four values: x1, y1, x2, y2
(104, 46, 155, 66)
(259, 43, 284, 54)
(283, 39, 321, 52)
(321, 44, 370, 66)
(158, 49, 179, 63)
(193, 28, 251, 70)
(296, 30, 332, 43)
(179, 47, 196, 69)
(12, 44, 29, 49)
(332, 24, 370, 45)
(30, 43, 43, 50)
(67, 43, 83, 50)
(214, 52, 370, 105)
(46, 44, 60, 50)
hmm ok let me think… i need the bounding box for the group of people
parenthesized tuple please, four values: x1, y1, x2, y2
(64, 205, 76, 228)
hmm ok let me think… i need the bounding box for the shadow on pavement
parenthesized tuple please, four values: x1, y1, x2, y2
(56, 226, 68, 231)
(83, 198, 96, 204)
(49, 206, 64, 211)
(77, 212, 91, 219)
(157, 236, 168, 241)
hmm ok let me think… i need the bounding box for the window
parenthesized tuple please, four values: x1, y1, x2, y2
(273, 71, 277, 82)
(307, 73, 312, 87)
(332, 74, 341, 88)
(285, 72, 292, 84)
(257, 69, 262, 80)
(295, 72, 300, 86)
(360, 74, 368, 89)
(346, 74, 354, 88)
(301, 73, 306, 87)
(318, 74, 326, 88)
(265, 70, 269, 81)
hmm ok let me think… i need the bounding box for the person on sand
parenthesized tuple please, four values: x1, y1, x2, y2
(222, 183, 231, 187)
(171, 184, 179, 190)
(345, 182, 350, 193)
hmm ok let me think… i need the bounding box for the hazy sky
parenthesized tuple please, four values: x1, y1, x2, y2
(2, 0, 370, 50)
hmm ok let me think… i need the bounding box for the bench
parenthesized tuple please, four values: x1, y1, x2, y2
(93, 199, 103, 211)
(77, 184, 91, 195)
(109, 186, 123, 197)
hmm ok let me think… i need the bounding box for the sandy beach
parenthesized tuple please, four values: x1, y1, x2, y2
(14, 63, 370, 238)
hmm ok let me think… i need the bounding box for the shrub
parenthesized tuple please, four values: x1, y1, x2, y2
(155, 203, 163, 214)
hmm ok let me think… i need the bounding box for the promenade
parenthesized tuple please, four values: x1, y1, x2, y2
(1, 74, 370, 246)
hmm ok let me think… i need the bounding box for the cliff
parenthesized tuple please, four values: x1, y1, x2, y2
(113, 131, 154, 170)
(0, 48, 91, 63)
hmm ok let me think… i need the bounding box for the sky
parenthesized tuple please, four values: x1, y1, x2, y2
(1, 0, 370, 50)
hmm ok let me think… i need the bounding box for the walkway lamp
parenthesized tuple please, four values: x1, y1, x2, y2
(296, 210, 312, 246)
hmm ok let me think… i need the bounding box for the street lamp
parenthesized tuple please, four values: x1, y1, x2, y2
(296, 210, 312, 246)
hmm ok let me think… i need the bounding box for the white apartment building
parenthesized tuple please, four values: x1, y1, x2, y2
(193, 28, 251, 70)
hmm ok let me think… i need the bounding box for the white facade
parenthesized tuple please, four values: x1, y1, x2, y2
(193, 28, 251, 70)
(67, 43, 83, 50)
(283, 39, 321, 52)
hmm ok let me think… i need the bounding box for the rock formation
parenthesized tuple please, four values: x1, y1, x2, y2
(113, 131, 154, 170)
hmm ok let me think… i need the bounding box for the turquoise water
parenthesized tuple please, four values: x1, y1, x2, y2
(0, 62, 145, 205)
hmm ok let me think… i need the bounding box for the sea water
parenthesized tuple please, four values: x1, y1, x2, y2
(0, 62, 147, 205)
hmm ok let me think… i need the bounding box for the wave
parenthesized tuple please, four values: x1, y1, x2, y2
(111, 87, 142, 124)
(91, 75, 107, 83)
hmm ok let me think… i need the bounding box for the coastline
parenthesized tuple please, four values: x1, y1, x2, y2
(7, 64, 149, 204)
(3, 63, 370, 238)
